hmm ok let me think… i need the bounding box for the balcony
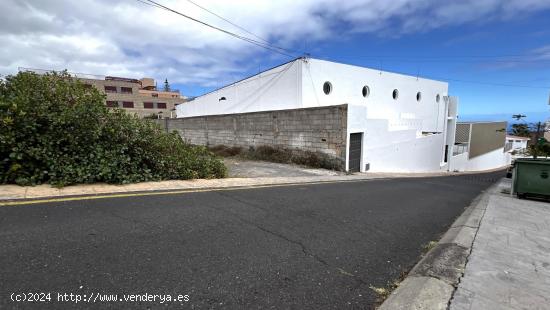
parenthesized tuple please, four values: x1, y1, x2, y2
(452, 143, 469, 156)
(504, 142, 513, 153)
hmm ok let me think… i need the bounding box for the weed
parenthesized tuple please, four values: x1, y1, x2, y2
(209, 144, 345, 171)
(423, 240, 438, 253)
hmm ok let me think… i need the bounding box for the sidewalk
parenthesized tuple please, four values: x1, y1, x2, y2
(0, 164, 505, 203)
(449, 179, 550, 310)
(380, 178, 550, 310)
(0, 171, 478, 203)
(0, 174, 398, 203)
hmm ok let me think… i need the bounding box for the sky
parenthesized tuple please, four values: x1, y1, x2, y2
(1, 0, 549, 120)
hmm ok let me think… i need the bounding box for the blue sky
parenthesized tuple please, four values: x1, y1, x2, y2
(1, 0, 549, 121)
(177, 8, 550, 121)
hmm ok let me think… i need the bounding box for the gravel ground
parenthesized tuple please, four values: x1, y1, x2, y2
(224, 158, 344, 178)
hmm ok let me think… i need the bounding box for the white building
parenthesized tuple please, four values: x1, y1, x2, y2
(506, 135, 530, 153)
(177, 57, 460, 173)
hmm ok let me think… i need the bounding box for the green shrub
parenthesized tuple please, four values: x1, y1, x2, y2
(0, 71, 226, 187)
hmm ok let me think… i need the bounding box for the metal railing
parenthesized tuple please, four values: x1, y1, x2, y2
(452, 143, 469, 156)
(504, 142, 513, 152)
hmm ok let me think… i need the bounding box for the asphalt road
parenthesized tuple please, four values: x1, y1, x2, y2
(0, 171, 503, 309)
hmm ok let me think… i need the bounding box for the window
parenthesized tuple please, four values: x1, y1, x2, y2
(392, 89, 399, 100)
(416, 92, 422, 102)
(436, 94, 441, 103)
(152, 93, 159, 98)
(106, 101, 118, 107)
(157, 102, 167, 109)
(120, 87, 133, 94)
(122, 101, 134, 108)
(143, 102, 154, 109)
(104, 86, 117, 93)
(362, 85, 370, 98)
(323, 81, 332, 95)
(219, 97, 226, 101)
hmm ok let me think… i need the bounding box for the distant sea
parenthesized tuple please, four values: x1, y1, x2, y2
(459, 111, 549, 131)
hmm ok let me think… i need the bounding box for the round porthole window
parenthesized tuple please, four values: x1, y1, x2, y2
(392, 89, 399, 100)
(362, 85, 370, 98)
(323, 81, 332, 95)
(436, 94, 440, 103)
(416, 92, 422, 102)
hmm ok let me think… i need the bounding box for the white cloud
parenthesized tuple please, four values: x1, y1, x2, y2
(1, 0, 549, 91)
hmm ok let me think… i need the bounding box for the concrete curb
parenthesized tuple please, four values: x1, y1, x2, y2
(0, 168, 505, 203)
(378, 181, 500, 310)
(0, 177, 387, 206)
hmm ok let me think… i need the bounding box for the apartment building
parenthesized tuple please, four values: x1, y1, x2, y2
(21, 68, 186, 118)
(80, 76, 186, 118)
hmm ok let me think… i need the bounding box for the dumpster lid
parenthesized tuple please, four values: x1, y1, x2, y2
(515, 158, 550, 165)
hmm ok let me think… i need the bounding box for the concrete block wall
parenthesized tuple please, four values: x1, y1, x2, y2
(163, 105, 348, 166)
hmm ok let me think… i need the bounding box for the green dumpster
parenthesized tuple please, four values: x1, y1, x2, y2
(513, 158, 550, 199)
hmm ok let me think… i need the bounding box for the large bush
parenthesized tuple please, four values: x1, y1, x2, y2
(0, 71, 226, 186)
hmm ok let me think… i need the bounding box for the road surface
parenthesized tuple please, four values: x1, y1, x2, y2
(0, 171, 503, 309)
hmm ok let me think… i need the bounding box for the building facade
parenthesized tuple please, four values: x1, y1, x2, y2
(176, 58, 460, 173)
(79, 76, 186, 118)
(506, 135, 530, 153)
(21, 68, 186, 118)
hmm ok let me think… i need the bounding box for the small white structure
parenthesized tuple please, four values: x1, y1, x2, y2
(177, 57, 459, 173)
(506, 135, 530, 153)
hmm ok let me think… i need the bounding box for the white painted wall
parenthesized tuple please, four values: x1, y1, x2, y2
(449, 152, 469, 172)
(465, 148, 511, 171)
(177, 60, 302, 117)
(301, 59, 449, 133)
(304, 59, 450, 172)
(450, 149, 511, 172)
(364, 131, 446, 172)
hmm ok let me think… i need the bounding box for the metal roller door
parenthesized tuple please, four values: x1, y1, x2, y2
(349, 133, 362, 172)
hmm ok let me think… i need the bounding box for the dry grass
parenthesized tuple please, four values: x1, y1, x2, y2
(370, 269, 410, 306)
(208, 144, 345, 171)
(423, 240, 438, 253)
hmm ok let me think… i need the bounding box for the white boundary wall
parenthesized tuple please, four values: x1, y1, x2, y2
(466, 148, 511, 171)
(450, 149, 511, 172)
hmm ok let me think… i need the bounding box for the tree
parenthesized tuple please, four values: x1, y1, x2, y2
(510, 114, 549, 158)
(530, 122, 550, 159)
(163, 78, 170, 92)
(511, 123, 531, 137)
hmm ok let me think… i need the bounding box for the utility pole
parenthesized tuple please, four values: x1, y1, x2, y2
(533, 121, 543, 159)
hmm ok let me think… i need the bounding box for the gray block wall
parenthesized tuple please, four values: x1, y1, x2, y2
(162, 105, 348, 167)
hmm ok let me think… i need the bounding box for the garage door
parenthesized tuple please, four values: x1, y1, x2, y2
(349, 133, 362, 172)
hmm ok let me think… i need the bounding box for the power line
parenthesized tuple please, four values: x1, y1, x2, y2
(426, 76, 550, 89)
(310, 55, 550, 89)
(314, 55, 550, 66)
(323, 53, 550, 60)
(135, 0, 549, 89)
(181, 0, 270, 45)
(136, 0, 297, 58)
